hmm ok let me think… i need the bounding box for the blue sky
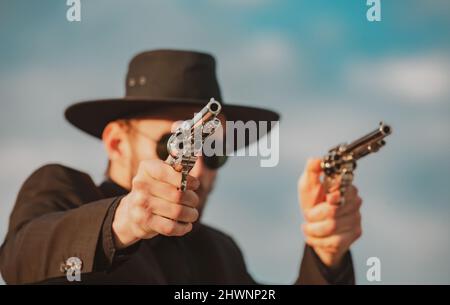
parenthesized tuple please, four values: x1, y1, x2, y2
(1, 0, 449, 284)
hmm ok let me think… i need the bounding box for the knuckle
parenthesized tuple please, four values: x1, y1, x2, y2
(355, 227, 363, 239)
(334, 235, 344, 247)
(351, 185, 358, 194)
(355, 211, 362, 223)
(334, 194, 341, 204)
(133, 190, 148, 206)
(131, 224, 145, 239)
(171, 190, 183, 203)
(140, 219, 153, 235)
(304, 211, 313, 222)
(327, 220, 337, 233)
(131, 177, 146, 190)
(189, 191, 200, 207)
(188, 176, 200, 189)
(329, 192, 340, 204)
(171, 204, 184, 219)
(191, 208, 199, 222)
(185, 223, 193, 233)
(153, 167, 165, 182)
(356, 196, 363, 207)
(145, 194, 155, 207)
(162, 221, 176, 235)
(328, 244, 338, 252)
(302, 223, 310, 235)
(178, 224, 191, 236)
(142, 159, 157, 169)
(144, 159, 165, 180)
(129, 206, 144, 223)
(140, 211, 154, 227)
(327, 206, 338, 218)
(139, 160, 153, 174)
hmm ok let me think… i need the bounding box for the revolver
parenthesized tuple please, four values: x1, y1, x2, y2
(166, 98, 222, 191)
(321, 122, 392, 205)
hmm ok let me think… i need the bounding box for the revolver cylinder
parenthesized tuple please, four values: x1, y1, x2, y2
(321, 122, 392, 204)
(166, 98, 222, 191)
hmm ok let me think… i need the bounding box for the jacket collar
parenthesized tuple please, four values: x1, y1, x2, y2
(99, 179, 129, 197)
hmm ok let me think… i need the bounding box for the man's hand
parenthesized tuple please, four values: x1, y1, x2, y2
(298, 158, 362, 268)
(112, 159, 200, 249)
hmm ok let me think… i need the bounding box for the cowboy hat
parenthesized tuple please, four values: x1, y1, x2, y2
(65, 49, 279, 148)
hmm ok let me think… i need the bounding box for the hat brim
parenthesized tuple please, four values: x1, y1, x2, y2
(65, 97, 280, 150)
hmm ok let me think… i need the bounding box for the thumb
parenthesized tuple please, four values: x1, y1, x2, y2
(298, 158, 326, 210)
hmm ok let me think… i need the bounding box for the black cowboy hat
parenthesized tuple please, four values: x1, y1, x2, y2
(65, 49, 279, 148)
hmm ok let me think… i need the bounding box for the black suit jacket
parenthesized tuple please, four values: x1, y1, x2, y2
(0, 164, 354, 284)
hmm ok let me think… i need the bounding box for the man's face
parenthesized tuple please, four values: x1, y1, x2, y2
(117, 116, 219, 214)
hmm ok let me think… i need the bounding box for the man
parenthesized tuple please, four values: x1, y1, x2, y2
(0, 50, 362, 284)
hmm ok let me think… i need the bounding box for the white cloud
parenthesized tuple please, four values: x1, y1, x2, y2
(345, 53, 450, 103)
(221, 33, 297, 76)
(239, 35, 295, 72)
(219, 33, 303, 106)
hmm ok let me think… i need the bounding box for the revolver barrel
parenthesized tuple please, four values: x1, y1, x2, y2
(345, 122, 391, 160)
(183, 99, 222, 133)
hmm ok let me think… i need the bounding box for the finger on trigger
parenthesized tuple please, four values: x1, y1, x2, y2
(343, 185, 357, 201)
(326, 190, 341, 206)
(337, 196, 362, 218)
(185, 175, 200, 191)
(179, 190, 200, 208)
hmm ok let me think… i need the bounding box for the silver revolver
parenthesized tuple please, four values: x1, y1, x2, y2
(321, 122, 392, 205)
(166, 98, 222, 191)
